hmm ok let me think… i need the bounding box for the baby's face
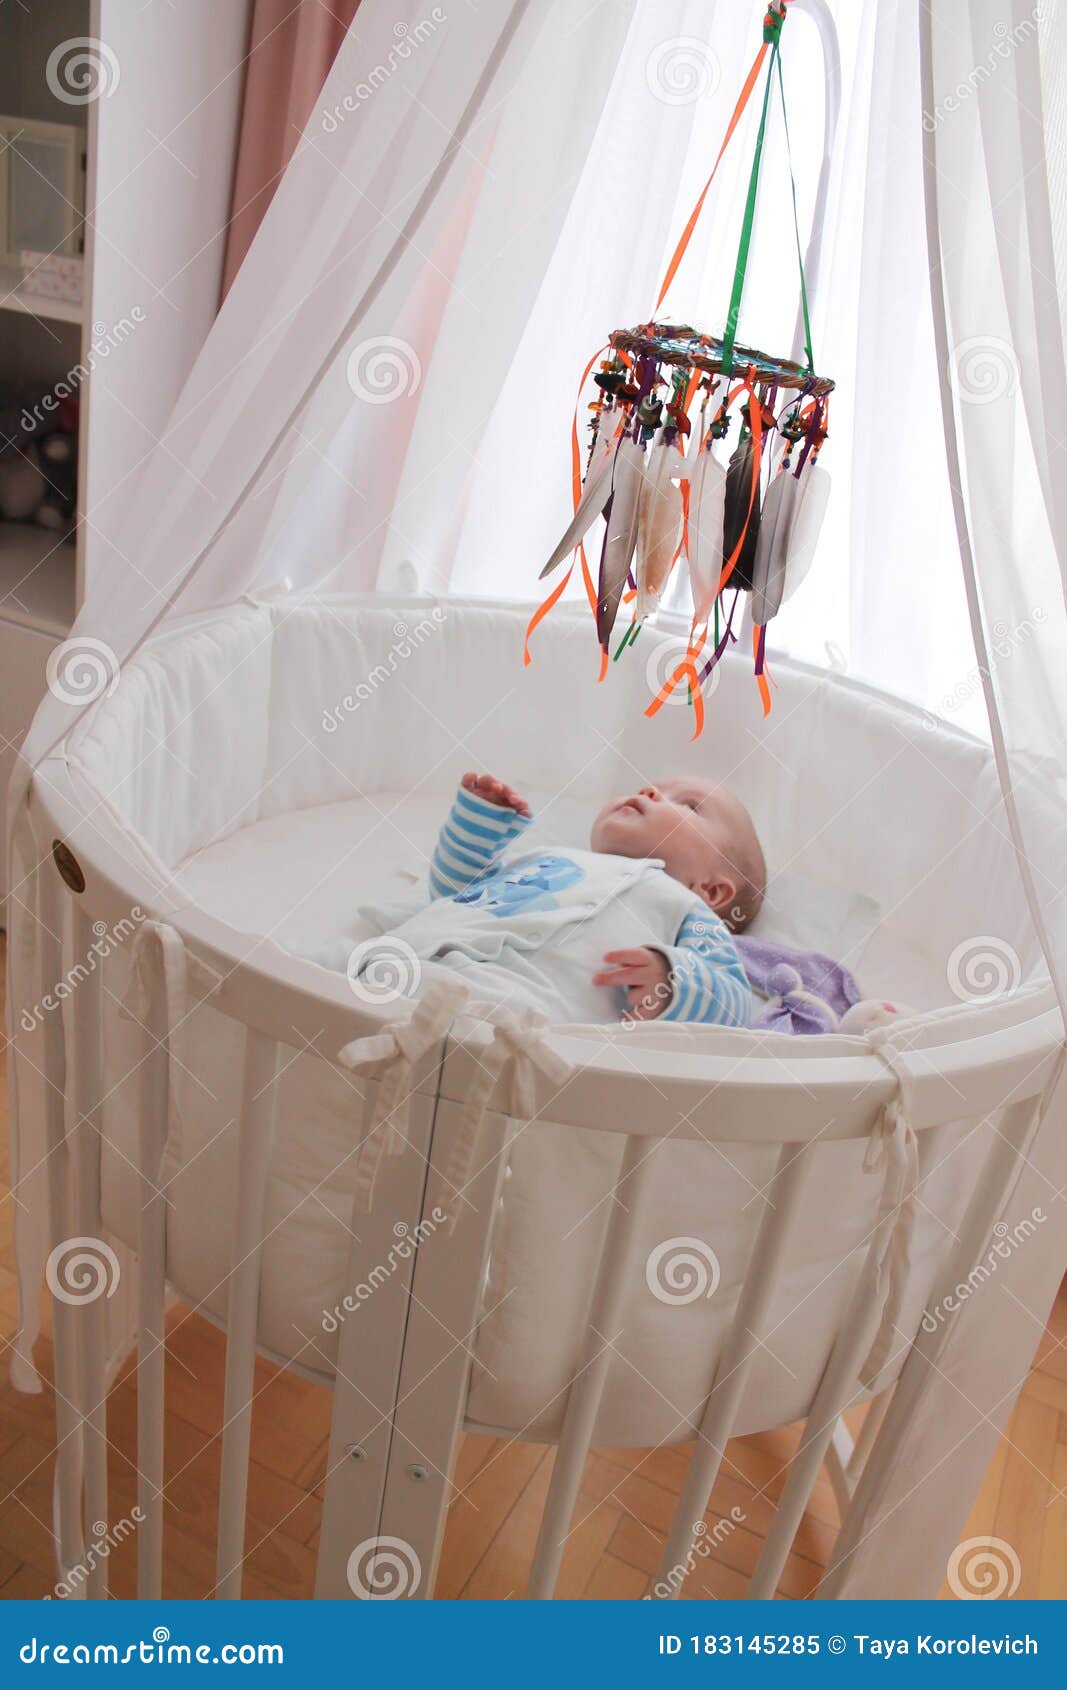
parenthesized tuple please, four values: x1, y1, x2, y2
(590, 777, 752, 918)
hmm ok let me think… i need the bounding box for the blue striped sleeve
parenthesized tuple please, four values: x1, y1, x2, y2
(657, 904, 752, 1028)
(429, 785, 533, 899)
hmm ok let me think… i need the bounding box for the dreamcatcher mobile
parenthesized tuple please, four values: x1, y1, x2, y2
(525, 1, 834, 736)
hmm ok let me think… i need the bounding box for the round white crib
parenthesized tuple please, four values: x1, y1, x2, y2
(25, 593, 1063, 1600)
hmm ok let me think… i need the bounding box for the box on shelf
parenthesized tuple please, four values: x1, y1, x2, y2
(18, 251, 83, 305)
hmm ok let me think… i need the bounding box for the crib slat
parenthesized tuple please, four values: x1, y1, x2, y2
(820, 1094, 1042, 1597)
(527, 1136, 656, 1599)
(215, 1030, 282, 1600)
(136, 962, 170, 1600)
(40, 865, 86, 1589)
(315, 1083, 444, 1599)
(748, 1229, 895, 1598)
(69, 905, 109, 1598)
(654, 1145, 810, 1597)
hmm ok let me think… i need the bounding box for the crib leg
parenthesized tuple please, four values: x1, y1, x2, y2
(822, 1416, 858, 1518)
(215, 1031, 281, 1599)
(69, 905, 110, 1598)
(655, 1146, 811, 1597)
(527, 1136, 656, 1599)
(315, 1086, 444, 1599)
(846, 1383, 891, 1484)
(40, 865, 86, 1587)
(374, 1098, 516, 1600)
(136, 963, 170, 1600)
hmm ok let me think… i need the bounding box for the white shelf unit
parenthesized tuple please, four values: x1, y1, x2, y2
(0, 0, 249, 910)
(0, 524, 76, 636)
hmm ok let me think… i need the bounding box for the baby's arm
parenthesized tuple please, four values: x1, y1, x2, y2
(429, 772, 533, 899)
(594, 905, 750, 1025)
(658, 906, 751, 1026)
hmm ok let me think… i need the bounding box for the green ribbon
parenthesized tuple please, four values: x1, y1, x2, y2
(720, 41, 779, 379)
(776, 49, 814, 372)
(720, 5, 816, 380)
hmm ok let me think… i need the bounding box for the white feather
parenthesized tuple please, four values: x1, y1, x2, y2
(686, 442, 727, 623)
(780, 462, 830, 604)
(597, 435, 643, 647)
(749, 466, 801, 626)
(635, 430, 683, 622)
(538, 408, 622, 580)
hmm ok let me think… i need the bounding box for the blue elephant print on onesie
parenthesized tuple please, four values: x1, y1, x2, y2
(453, 854, 585, 917)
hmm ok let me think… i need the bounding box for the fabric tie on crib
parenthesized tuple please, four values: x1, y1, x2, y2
(120, 920, 224, 1189)
(337, 975, 468, 1210)
(440, 1006, 573, 1229)
(857, 1028, 921, 1390)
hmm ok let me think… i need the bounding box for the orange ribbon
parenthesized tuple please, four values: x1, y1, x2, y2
(654, 42, 771, 313)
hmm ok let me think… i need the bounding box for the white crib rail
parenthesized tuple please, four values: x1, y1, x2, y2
(38, 864, 86, 1592)
(68, 904, 110, 1599)
(134, 944, 170, 1600)
(215, 1031, 282, 1599)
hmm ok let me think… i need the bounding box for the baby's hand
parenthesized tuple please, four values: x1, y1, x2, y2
(594, 948, 672, 1021)
(461, 772, 531, 818)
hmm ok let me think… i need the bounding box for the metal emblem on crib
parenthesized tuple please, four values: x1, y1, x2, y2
(52, 839, 85, 894)
(526, 1, 835, 737)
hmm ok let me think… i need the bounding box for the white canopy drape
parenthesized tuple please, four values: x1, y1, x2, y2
(6, 0, 1066, 1598)
(823, 0, 1067, 1598)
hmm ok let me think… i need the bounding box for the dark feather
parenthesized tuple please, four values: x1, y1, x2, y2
(722, 433, 762, 591)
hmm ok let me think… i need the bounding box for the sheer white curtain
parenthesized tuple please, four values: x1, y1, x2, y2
(830, 0, 1067, 1600)
(438, 0, 979, 729)
(17, 0, 642, 776)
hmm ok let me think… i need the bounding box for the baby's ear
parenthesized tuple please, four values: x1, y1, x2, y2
(694, 875, 737, 916)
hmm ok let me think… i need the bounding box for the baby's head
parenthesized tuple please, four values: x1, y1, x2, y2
(590, 777, 765, 931)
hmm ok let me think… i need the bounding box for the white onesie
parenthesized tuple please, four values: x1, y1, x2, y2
(355, 785, 752, 1028)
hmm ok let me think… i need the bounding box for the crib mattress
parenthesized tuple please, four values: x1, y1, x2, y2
(97, 790, 981, 1445)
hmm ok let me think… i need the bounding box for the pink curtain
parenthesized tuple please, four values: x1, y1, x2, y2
(222, 0, 360, 298)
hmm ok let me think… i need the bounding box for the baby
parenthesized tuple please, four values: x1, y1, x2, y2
(392, 769, 765, 1027)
